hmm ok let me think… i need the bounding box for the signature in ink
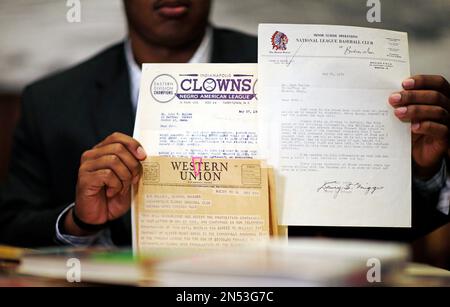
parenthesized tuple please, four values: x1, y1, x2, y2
(316, 181, 384, 199)
(344, 46, 374, 56)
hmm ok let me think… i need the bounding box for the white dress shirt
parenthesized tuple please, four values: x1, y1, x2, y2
(126, 27, 213, 111)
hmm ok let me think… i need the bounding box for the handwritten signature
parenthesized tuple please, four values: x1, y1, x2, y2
(317, 181, 384, 199)
(344, 46, 374, 56)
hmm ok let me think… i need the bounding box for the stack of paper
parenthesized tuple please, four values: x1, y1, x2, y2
(15, 239, 409, 286)
(133, 156, 286, 255)
(152, 239, 410, 287)
(132, 63, 288, 255)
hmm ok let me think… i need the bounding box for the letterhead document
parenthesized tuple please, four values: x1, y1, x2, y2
(134, 64, 258, 159)
(258, 24, 411, 227)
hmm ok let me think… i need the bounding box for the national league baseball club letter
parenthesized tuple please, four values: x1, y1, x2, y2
(258, 24, 411, 227)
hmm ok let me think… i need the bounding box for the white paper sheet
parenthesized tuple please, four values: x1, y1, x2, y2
(258, 24, 411, 227)
(134, 64, 258, 159)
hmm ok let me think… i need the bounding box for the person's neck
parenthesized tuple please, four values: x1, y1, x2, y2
(129, 29, 205, 65)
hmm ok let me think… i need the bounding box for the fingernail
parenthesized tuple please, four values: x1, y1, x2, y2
(402, 78, 415, 89)
(395, 106, 408, 116)
(136, 146, 147, 159)
(389, 93, 402, 105)
(412, 123, 420, 130)
(133, 175, 140, 185)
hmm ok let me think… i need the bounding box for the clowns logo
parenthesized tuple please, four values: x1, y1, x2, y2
(150, 74, 178, 103)
(151, 73, 257, 102)
(271, 31, 288, 51)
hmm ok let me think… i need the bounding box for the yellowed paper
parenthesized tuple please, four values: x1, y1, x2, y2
(268, 168, 288, 238)
(133, 157, 271, 255)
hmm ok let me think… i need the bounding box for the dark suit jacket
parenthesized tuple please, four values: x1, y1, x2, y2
(0, 28, 448, 247)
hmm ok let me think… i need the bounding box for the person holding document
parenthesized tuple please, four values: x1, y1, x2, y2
(0, 0, 448, 247)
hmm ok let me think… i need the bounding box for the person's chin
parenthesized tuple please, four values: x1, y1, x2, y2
(152, 26, 198, 45)
(161, 36, 196, 48)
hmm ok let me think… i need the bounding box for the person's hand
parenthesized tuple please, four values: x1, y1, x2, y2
(389, 75, 450, 179)
(65, 132, 147, 236)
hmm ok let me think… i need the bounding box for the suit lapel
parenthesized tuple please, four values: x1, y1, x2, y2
(92, 45, 135, 142)
(211, 28, 225, 63)
(90, 43, 134, 244)
(210, 28, 257, 63)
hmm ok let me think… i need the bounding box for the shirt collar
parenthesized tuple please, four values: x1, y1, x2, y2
(125, 27, 213, 110)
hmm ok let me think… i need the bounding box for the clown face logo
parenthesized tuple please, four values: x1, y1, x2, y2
(271, 31, 288, 51)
